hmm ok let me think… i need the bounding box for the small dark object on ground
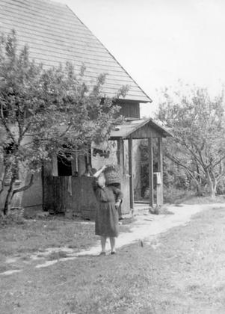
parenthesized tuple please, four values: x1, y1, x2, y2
(212, 206, 225, 210)
(121, 217, 135, 225)
(149, 206, 160, 215)
(47, 251, 69, 261)
(36, 212, 50, 219)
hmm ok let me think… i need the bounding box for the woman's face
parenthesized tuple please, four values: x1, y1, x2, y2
(98, 174, 106, 187)
(87, 164, 92, 172)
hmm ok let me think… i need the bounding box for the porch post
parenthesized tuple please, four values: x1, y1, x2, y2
(158, 137, 163, 205)
(128, 137, 134, 210)
(148, 138, 154, 207)
(78, 155, 82, 177)
(117, 139, 124, 218)
(117, 139, 124, 170)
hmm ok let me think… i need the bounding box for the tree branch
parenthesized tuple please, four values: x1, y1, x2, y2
(21, 121, 32, 137)
(0, 115, 16, 143)
(165, 153, 200, 179)
(181, 140, 203, 167)
(0, 163, 9, 194)
(212, 155, 225, 170)
(12, 174, 34, 198)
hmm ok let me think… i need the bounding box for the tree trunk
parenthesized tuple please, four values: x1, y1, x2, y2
(1, 165, 34, 216)
(206, 170, 217, 198)
(191, 176, 205, 196)
(3, 175, 16, 215)
(208, 181, 216, 198)
(195, 181, 205, 196)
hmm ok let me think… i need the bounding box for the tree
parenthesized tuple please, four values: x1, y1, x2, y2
(0, 30, 124, 215)
(156, 84, 225, 197)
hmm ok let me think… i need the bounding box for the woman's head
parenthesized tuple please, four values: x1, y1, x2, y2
(97, 173, 106, 187)
(86, 164, 92, 172)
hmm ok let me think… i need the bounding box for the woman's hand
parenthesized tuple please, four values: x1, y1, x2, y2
(115, 201, 121, 209)
(93, 165, 107, 178)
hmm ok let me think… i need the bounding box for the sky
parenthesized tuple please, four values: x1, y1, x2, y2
(55, 0, 225, 116)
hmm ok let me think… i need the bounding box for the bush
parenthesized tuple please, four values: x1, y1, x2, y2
(216, 179, 225, 195)
(0, 207, 25, 226)
(163, 186, 193, 204)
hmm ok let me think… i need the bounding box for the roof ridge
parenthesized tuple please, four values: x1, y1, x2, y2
(65, 4, 152, 103)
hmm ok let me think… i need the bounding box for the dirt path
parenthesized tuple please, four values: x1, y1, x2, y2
(1, 203, 222, 274)
(77, 203, 223, 256)
(115, 203, 221, 248)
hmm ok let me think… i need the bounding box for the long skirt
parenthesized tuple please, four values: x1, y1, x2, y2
(95, 201, 119, 237)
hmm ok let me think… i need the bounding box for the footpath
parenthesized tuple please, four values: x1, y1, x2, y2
(1, 202, 223, 275)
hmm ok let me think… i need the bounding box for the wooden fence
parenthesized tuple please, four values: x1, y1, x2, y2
(43, 176, 98, 220)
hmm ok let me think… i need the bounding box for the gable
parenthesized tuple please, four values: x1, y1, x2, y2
(0, 0, 151, 102)
(110, 118, 171, 139)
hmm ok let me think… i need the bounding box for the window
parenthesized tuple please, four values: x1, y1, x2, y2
(57, 154, 72, 176)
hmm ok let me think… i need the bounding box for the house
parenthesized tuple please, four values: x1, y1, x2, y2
(0, 0, 170, 217)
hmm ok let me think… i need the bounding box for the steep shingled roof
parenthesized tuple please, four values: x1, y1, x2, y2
(0, 0, 151, 102)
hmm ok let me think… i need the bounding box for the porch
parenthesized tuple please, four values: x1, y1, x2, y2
(110, 118, 170, 212)
(43, 118, 170, 219)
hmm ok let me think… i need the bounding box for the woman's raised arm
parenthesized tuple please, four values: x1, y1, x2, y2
(93, 165, 107, 178)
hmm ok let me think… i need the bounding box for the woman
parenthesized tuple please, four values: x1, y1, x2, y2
(93, 165, 123, 255)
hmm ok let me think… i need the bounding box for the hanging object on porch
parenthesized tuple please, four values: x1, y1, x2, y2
(104, 165, 121, 185)
(92, 148, 110, 158)
(92, 140, 112, 159)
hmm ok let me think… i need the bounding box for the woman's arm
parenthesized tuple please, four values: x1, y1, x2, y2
(92, 165, 107, 194)
(111, 187, 123, 208)
(93, 165, 107, 178)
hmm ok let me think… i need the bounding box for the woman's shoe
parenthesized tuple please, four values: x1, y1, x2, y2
(99, 252, 106, 256)
(111, 251, 116, 255)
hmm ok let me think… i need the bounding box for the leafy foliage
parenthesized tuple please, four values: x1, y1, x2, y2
(0, 30, 123, 214)
(156, 84, 225, 197)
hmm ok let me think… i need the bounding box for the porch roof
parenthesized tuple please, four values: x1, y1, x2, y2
(110, 118, 171, 139)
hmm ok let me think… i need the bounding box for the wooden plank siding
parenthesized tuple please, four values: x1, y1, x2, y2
(43, 175, 98, 220)
(118, 101, 140, 119)
(130, 123, 163, 139)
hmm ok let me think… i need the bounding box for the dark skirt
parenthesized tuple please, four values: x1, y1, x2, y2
(95, 201, 119, 237)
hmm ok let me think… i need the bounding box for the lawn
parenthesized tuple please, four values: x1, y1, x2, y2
(0, 217, 97, 263)
(1, 205, 225, 313)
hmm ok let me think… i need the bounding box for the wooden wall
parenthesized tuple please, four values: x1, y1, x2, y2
(43, 174, 131, 219)
(117, 100, 140, 119)
(43, 175, 99, 220)
(131, 123, 163, 139)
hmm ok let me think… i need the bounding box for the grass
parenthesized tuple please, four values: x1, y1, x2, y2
(1, 205, 225, 313)
(0, 217, 97, 262)
(0, 215, 132, 262)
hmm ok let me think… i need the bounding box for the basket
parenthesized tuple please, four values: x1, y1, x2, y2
(104, 165, 121, 185)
